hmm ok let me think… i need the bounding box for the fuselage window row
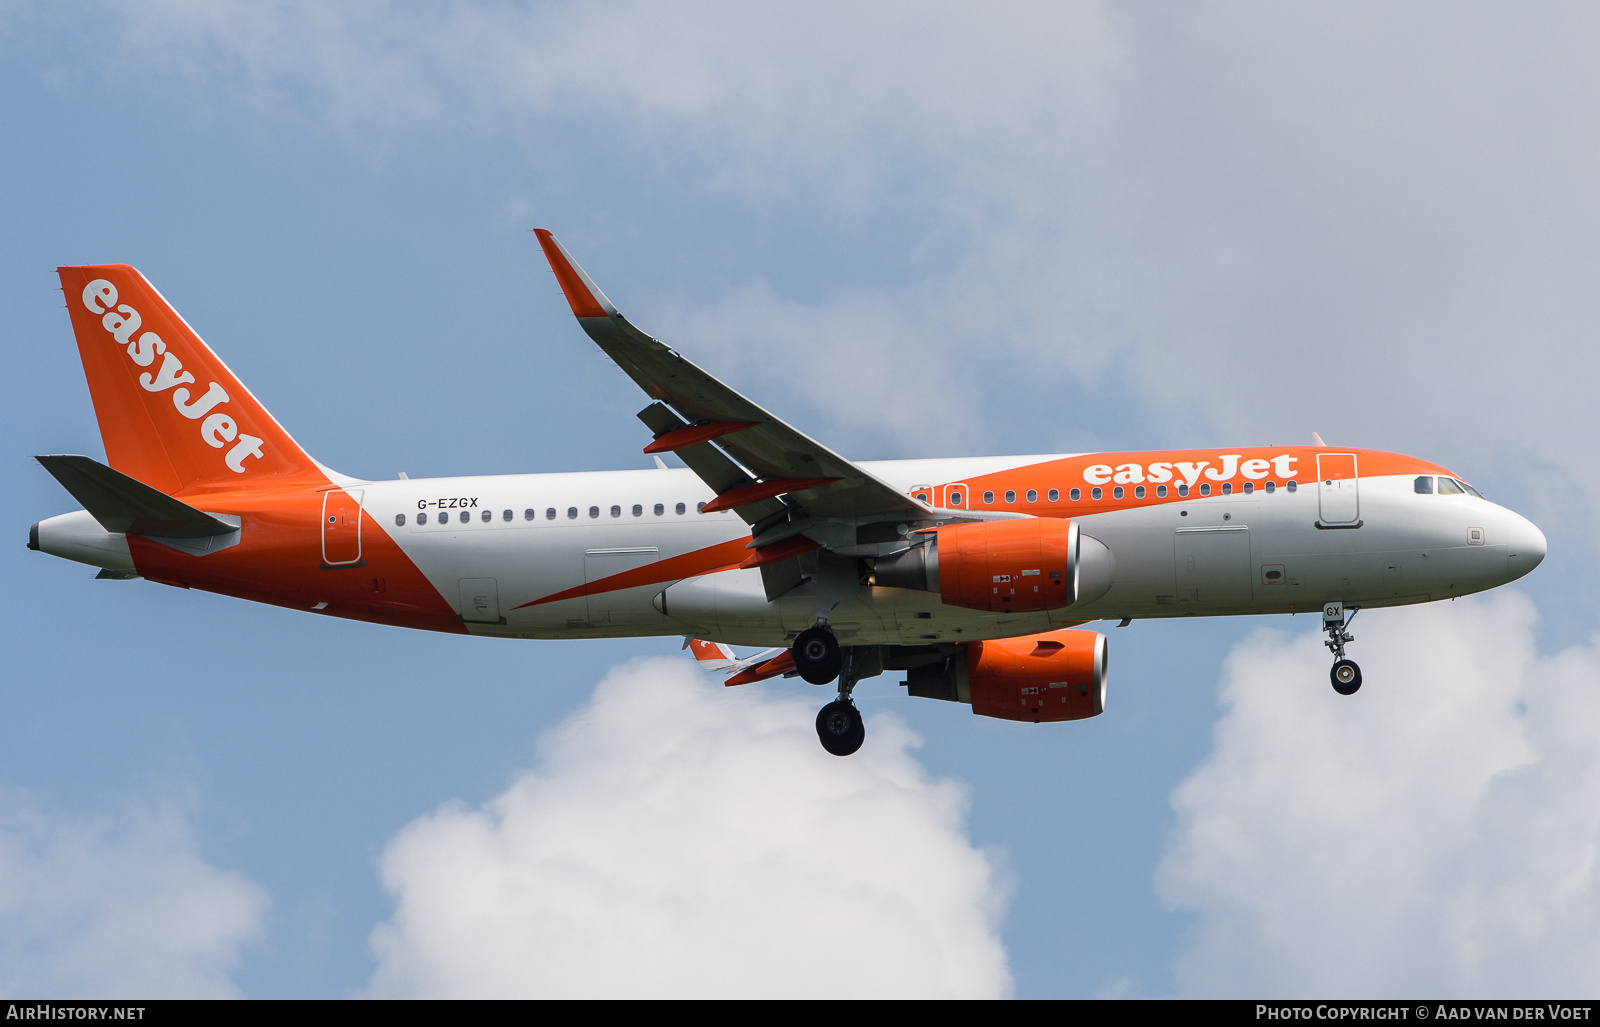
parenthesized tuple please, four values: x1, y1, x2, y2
(959, 479, 1302, 509)
(397, 499, 698, 527)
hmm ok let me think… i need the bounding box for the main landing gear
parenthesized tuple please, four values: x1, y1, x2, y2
(1323, 602, 1362, 695)
(794, 625, 880, 757)
(793, 625, 842, 685)
(816, 699, 864, 757)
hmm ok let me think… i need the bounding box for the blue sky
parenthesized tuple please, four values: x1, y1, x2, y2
(4, 2, 1599, 997)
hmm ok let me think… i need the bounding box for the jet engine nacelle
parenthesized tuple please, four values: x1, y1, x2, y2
(904, 628, 1107, 723)
(876, 518, 1114, 612)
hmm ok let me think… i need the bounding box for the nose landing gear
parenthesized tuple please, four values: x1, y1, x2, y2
(1323, 602, 1362, 695)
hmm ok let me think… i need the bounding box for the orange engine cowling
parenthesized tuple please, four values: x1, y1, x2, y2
(903, 629, 1107, 723)
(876, 517, 1080, 613)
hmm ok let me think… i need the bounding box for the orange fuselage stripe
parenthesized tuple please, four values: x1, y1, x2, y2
(516, 536, 752, 609)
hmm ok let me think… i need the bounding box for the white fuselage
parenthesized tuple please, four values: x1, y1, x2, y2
(346, 454, 1544, 647)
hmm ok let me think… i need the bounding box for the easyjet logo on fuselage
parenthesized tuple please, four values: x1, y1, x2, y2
(81, 279, 265, 473)
(1081, 454, 1299, 487)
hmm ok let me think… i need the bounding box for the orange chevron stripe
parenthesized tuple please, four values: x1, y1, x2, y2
(515, 536, 752, 609)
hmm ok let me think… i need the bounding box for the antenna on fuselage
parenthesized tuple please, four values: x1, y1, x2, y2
(1311, 432, 1328, 447)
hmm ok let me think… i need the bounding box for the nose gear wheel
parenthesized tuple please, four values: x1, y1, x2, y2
(1331, 658, 1362, 695)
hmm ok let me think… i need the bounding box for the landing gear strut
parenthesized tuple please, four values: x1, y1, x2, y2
(811, 644, 882, 757)
(1323, 602, 1362, 695)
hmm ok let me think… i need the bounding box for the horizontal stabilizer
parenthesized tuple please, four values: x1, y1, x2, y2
(35, 455, 239, 538)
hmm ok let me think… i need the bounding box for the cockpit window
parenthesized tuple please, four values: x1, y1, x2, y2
(1414, 476, 1434, 494)
(1436, 477, 1465, 496)
(1460, 480, 1484, 499)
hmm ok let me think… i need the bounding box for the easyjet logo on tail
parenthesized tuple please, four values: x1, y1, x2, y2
(82, 279, 265, 473)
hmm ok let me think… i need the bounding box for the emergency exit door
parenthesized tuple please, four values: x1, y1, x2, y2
(1317, 453, 1360, 525)
(321, 489, 364, 566)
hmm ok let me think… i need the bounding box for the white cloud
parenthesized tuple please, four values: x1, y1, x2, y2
(367, 657, 1010, 998)
(0, 790, 267, 998)
(1157, 592, 1600, 997)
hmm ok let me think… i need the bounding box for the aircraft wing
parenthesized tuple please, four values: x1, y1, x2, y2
(687, 638, 795, 686)
(534, 230, 936, 530)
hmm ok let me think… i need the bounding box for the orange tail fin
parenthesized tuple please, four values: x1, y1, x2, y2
(57, 265, 325, 496)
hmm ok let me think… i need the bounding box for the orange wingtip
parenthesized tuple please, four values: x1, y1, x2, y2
(689, 638, 735, 663)
(533, 229, 609, 319)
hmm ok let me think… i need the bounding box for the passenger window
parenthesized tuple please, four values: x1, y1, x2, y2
(524, 508, 535, 521)
(460, 510, 470, 524)
(567, 507, 578, 519)
(1286, 480, 1298, 492)
(950, 491, 964, 505)
(1091, 487, 1103, 500)
(503, 509, 513, 522)
(633, 504, 643, 517)
(1156, 484, 1168, 498)
(1177, 484, 1189, 498)
(1221, 482, 1232, 495)
(1113, 486, 1124, 499)
(1265, 481, 1275, 493)
(611, 505, 622, 518)
(417, 511, 427, 525)
(395, 513, 405, 526)
(1199, 483, 1211, 496)
(697, 502, 706, 513)
(1004, 490, 1016, 503)
(676, 503, 686, 514)
(1047, 489, 1059, 502)
(546, 508, 556, 520)
(1135, 485, 1146, 499)
(481, 509, 492, 523)
(1436, 477, 1465, 496)
(983, 491, 995, 504)
(1069, 488, 1080, 502)
(654, 503, 664, 515)
(589, 506, 600, 518)
(1242, 482, 1253, 495)
(914, 492, 928, 503)
(1414, 476, 1434, 495)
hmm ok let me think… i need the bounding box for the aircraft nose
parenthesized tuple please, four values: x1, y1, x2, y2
(1505, 512, 1547, 582)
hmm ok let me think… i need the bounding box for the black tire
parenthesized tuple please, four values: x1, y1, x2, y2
(816, 700, 865, 756)
(1331, 659, 1362, 695)
(793, 626, 842, 685)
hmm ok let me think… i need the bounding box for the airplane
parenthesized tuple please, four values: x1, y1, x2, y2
(30, 232, 1548, 756)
